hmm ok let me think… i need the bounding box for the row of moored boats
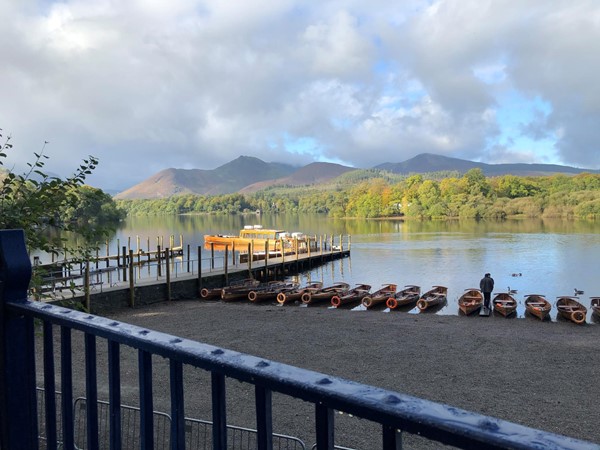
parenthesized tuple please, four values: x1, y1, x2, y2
(200, 280, 600, 324)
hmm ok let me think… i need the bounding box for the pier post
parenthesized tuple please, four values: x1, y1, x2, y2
(187, 245, 190, 273)
(232, 242, 236, 267)
(224, 245, 229, 286)
(84, 261, 91, 312)
(339, 234, 343, 252)
(129, 250, 135, 307)
(166, 247, 171, 301)
(211, 243, 215, 270)
(122, 246, 127, 281)
(197, 246, 202, 297)
(157, 245, 162, 277)
(247, 243, 252, 277)
(264, 240, 269, 281)
(106, 240, 110, 267)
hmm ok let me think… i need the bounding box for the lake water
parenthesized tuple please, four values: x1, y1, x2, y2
(102, 214, 600, 322)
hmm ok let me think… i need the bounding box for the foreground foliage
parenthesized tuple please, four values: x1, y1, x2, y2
(117, 168, 600, 220)
(0, 131, 125, 254)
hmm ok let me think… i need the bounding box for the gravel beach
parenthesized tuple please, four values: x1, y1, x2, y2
(77, 298, 598, 449)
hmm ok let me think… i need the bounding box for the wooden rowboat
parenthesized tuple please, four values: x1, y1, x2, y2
(493, 292, 518, 317)
(248, 281, 299, 303)
(591, 297, 600, 319)
(276, 282, 323, 305)
(221, 279, 261, 301)
(556, 296, 587, 324)
(524, 294, 551, 321)
(201, 278, 257, 300)
(417, 286, 448, 311)
(331, 284, 371, 308)
(301, 282, 350, 305)
(458, 288, 483, 315)
(361, 284, 397, 309)
(200, 286, 223, 300)
(386, 285, 421, 309)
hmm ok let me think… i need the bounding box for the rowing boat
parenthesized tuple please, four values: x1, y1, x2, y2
(200, 278, 259, 300)
(248, 281, 299, 302)
(301, 282, 350, 305)
(386, 285, 421, 309)
(221, 279, 261, 301)
(276, 282, 323, 305)
(458, 288, 483, 315)
(361, 284, 397, 309)
(591, 297, 600, 319)
(331, 284, 371, 308)
(524, 294, 551, 321)
(556, 296, 587, 324)
(417, 286, 448, 311)
(493, 292, 517, 317)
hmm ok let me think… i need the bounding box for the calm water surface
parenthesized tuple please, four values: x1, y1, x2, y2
(106, 214, 600, 323)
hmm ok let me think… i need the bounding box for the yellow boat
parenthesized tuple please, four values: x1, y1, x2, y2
(204, 225, 306, 252)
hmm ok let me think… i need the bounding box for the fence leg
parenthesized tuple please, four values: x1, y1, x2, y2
(0, 229, 38, 450)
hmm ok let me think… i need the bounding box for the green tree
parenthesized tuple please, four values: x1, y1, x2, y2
(0, 131, 101, 253)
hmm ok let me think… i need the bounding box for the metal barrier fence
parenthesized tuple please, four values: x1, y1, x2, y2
(2, 229, 599, 450)
(36, 389, 307, 450)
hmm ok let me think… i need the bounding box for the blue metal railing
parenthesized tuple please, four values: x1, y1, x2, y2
(1, 229, 599, 450)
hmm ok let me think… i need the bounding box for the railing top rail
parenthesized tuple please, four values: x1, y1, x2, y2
(10, 300, 598, 450)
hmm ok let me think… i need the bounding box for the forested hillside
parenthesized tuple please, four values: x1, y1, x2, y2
(116, 169, 600, 220)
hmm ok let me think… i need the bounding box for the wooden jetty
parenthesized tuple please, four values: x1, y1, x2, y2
(33, 234, 351, 313)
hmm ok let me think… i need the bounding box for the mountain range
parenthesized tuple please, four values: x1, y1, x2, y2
(114, 153, 598, 200)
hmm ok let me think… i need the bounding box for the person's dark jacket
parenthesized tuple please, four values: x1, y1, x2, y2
(480, 276, 494, 293)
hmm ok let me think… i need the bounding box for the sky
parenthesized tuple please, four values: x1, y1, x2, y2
(1, 0, 599, 192)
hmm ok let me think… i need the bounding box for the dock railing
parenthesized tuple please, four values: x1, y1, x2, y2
(1, 229, 598, 450)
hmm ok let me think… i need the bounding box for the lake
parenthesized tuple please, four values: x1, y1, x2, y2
(96, 214, 600, 323)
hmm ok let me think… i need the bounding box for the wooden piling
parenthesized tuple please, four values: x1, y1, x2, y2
(84, 261, 90, 312)
(128, 250, 135, 307)
(224, 245, 229, 285)
(122, 246, 127, 281)
(197, 245, 202, 297)
(165, 247, 171, 301)
(157, 245, 162, 277)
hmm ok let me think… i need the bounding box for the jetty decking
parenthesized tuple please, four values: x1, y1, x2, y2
(35, 236, 351, 313)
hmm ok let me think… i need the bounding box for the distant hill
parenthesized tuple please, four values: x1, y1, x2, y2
(375, 153, 598, 177)
(115, 153, 599, 199)
(239, 162, 355, 193)
(115, 156, 296, 199)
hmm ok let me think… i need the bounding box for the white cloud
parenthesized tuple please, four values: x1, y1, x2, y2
(1, 0, 599, 191)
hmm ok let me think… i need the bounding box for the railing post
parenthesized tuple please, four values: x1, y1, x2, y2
(315, 404, 334, 450)
(224, 245, 229, 286)
(0, 229, 37, 450)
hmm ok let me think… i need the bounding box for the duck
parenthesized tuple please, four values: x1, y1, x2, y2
(574, 288, 584, 296)
(511, 273, 522, 277)
(508, 287, 518, 294)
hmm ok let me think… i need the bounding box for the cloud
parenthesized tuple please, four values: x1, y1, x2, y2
(1, 0, 599, 191)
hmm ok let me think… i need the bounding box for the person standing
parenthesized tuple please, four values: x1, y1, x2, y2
(480, 273, 494, 309)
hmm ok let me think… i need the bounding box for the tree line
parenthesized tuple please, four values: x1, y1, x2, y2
(116, 168, 600, 220)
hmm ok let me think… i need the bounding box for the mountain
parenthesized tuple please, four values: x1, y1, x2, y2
(375, 153, 598, 177)
(114, 156, 296, 199)
(239, 162, 355, 193)
(115, 153, 598, 200)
